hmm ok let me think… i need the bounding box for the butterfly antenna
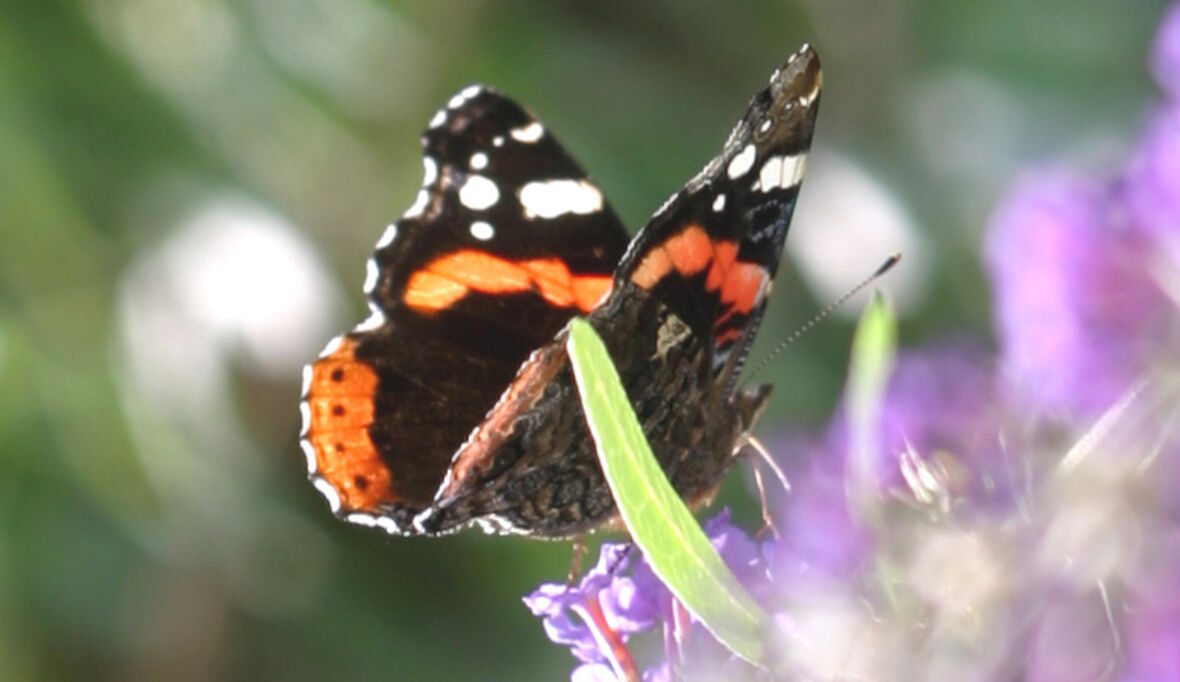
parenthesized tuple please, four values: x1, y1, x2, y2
(741, 252, 901, 385)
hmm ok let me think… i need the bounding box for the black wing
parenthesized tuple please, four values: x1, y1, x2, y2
(301, 86, 629, 533)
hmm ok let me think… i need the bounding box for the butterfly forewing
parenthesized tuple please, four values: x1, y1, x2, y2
(615, 45, 821, 385)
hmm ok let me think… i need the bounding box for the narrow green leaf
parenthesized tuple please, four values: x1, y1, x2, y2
(845, 293, 898, 517)
(566, 318, 770, 667)
(847, 292, 897, 420)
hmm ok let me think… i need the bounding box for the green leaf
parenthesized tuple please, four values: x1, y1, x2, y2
(845, 293, 898, 517)
(565, 318, 771, 667)
(847, 292, 897, 420)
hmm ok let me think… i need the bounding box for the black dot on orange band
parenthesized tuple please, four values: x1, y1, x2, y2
(332, 404, 345, 416)
(354, 476, 369, 490)
(330, 368, 345, 382)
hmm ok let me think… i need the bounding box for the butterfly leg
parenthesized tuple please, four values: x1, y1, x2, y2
(746, 435, 791, 539)
(751, 461, 779, 540)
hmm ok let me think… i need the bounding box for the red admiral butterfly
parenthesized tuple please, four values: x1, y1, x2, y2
(300, 45, 821, 537)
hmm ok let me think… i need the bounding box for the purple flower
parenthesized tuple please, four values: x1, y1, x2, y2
(1125, 3, 1180, 283)
(984, 4, 1180, 419)
(1118, 527, 1180, 681)
(768, 345, 1001, 603)
(1124, 105, 1180, 246)
(525, 509, 772, 680)
(570, 663, 618, 682)
(1152, 2, 1180, 99)
(985, 170, 1172, 417)
(523, 543, 638, 665)
(767, 439, 867, 580)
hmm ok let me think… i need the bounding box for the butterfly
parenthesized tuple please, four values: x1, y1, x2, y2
(300, 44, 821, 538)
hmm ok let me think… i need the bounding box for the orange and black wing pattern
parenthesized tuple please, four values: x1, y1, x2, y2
(301, 86, 629, 533)
(416, 46, 822, 537)
(303, 46, 822, 538)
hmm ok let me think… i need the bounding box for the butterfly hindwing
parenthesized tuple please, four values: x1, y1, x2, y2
(301, 86, 629, 533)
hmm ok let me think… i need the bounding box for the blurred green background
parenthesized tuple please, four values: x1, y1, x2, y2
(0, 1, 1170, 679)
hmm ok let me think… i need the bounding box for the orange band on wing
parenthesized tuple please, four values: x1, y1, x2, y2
(719, 262, 765, 314)
(305, 337, 394, 512)
(629, 225, 768, 338)
(632, 224, 747, 292)
(404, 250, 610, 313)
(630, 246, 673, 289)
(570, 275, 613, 311)
(403, 271, 477, 310)
(630, 225, 765, 303)
(706, 242, 739, 291)
(665, 225, 713, 277)
(522, 258, 574, 308)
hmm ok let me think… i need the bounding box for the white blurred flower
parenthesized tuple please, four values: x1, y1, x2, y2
(115, 195, 342, 615)
(789, 151, 930, 316)
(120, 195, 345, 406)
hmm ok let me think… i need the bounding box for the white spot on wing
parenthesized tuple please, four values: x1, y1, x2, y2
(470, 220, 495, 241)
(319, 335, 344, 358)
(404, 190, 429, 218)
(300, 364, 313, 398)
(376, 223, 398, 249)
(422, 157, 438, 186)
(470, 152, 489, 170)
(448, 85, 482, 111)
(354, 303, 385, 332)
(458, 175, 500, 210)
(510, 121, 544, 143)
(348, 512, 378, 527)
(428, 109, 446, 129)
(757, 153, 807, 193)
(518, 179, 602, 219)
(493, 136, 505, 147)
(475, 515, 523, 535)
(712, 194, 726, 212)
(346, 512, 399, 533)
(299, 401, 311, 437)
(363, 258, 379, 293)
(727, 144, 756, 179)
(301, 438, 317, 473)
(313, 476, 342, 512)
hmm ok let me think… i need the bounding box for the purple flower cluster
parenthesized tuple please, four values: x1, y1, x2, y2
(988, 2, 1180, 419)
(526, 5, 1180, 680)
(524, 511, 767, 681)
